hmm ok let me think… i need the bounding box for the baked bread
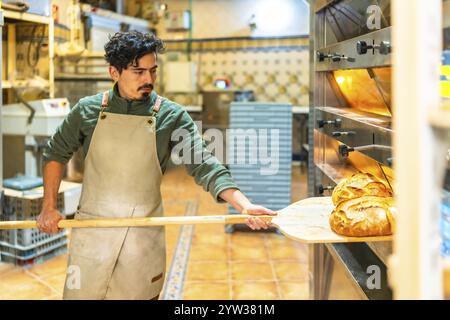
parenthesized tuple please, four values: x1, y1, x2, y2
(329, 196, 396, 237)
(332, 173, 392, 206)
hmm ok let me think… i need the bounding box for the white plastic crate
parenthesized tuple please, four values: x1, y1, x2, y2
(0, 233, 67, 267)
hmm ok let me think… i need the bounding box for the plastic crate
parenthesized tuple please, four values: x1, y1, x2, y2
(0, 244, 67, 268)
(0, 193, 65, 247)
(2, 193, 64, 220)
(0, 227, 68, 247)
(0, 232, 67, 267)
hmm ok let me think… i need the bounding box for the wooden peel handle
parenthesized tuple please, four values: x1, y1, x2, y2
(0, 215, 275, 230)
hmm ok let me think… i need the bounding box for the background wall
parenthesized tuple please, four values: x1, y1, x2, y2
(162, 39, 310, 107)
(48, 0, 311, 107)
(149, 0, 311, 106)
(127, 0, 310, 39)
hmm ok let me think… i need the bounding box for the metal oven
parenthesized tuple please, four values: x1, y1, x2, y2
(309, 0, 393, 299)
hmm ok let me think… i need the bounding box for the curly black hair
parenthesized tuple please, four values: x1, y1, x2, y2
(104, 31, 165, 73)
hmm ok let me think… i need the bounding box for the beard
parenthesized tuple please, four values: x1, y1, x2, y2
(138, 84, 153, 99)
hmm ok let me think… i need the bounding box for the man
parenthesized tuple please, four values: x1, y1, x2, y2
(37, 31, 276, 300)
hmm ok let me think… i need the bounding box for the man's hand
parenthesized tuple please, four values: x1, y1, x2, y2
(37, 207, 64, 234)
(242, 204, 277, 230)
(218, 189, 277, 231)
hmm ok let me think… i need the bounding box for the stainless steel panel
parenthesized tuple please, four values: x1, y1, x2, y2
(367, 242, 392, 266)
(316, 107, 392, 166)
(316, 0, 391, 45)
(314, 130, 394, 188)
(316, 27, 392, 71)
(317, 108, 375, 146)
(326, 243, 393, 300)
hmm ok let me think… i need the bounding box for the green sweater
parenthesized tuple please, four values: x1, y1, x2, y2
(43, 85, 239, 202)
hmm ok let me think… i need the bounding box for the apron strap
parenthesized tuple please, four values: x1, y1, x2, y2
(100, 91, 109, 119)
(100, 90, 162, 119)
(151, 96, 163, 117)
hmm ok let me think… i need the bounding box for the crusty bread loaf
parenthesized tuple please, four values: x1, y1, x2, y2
(332, 173, 392, 206)
(329, 173, 395, 237)
(329, 196, 396, 237)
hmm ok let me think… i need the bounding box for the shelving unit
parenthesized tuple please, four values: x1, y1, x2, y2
(1, 7, 54, 98)
(3, 9, 52, 25)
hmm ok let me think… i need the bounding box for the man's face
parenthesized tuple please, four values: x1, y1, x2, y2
(109, 53, 158, 100)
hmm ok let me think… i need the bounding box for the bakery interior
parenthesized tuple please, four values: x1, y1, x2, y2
(0, 0, 449, 300)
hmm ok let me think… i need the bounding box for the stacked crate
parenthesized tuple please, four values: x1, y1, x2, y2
(227, 102, 292, 231)
(0, 182, 81, 267)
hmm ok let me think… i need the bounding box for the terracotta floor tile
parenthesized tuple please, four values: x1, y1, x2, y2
(194, 224, 227, 235)
(266, 233, 307, 248)
(191, 233, 227, 247)
(28, 254, 68, 278)
(183, 282, 230, 300)
(273, 262, 309, 281)
(231, 262, 274, 281)
(39, 272, 67, 293)
(186, 261, 228, 281)
(231, 232, 267, 247)
(232, 281, 279, 300)
(230, 246, 268, 261)
(0, 263, 16, 275)
(189, 244, 228, 261)
(267, 244, 309, 262)
(165, 226, 181, 237)
(0, 269, 55, 300)
(279, 281, 309, 300)
(166, 239, 178, 250)
(166, 248, 175, 258)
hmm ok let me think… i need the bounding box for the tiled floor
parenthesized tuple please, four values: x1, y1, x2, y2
(0, 164, 309, 300)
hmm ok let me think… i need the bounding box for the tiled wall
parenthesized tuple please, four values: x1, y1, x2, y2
(162, 38, 310, 107)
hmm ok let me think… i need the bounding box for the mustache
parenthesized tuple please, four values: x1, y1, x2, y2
(138, 84, 154, 91)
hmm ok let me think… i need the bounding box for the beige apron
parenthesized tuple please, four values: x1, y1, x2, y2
(63, 91, 165, 300)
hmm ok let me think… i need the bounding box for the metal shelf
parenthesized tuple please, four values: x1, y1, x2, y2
(2, 80, 49, 89)
(3, 9, 51, 25)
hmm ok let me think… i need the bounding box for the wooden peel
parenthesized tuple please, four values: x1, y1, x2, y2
(0, 197, 393, 243)
(0, 214, 271, 230)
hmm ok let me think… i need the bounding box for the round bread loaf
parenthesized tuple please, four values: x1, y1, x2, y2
(329, 196, 396, 237)
(332, 173, 392, 206)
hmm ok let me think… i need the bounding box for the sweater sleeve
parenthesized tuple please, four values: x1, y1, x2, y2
(169, 109, 240, 203)
(42, 103, 84, 165)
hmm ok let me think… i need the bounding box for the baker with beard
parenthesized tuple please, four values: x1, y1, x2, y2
(37, 31, 276, 300)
